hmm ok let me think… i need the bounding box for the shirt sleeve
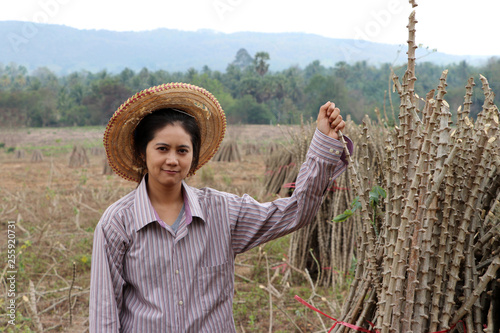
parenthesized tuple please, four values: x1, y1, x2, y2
(89, 216, 128, 333)
(229, 128, 353, 254)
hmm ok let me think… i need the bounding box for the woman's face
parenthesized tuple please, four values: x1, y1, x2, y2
(145, 123, 193, 190)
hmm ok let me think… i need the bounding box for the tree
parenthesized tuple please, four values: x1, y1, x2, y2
(119, 67, 135, 85)
(304, 60, 326, 80)
(254, 52, 270, 76)
(83, 78, 132, 125)
(187, 68, 198, 81)
(334, 61, 349, 80)
(277, 97, 301, 124)
(26, 88, 58, 127)
(238, 76, 259, 100)
(222, 64, 244, 98)
(225, 94, 274, 124)
(0, 90, 26, 126)
(189, 72, 235, 114)
(32, 67, 59, 91)
(201, 65, 212, 76)
(483, 56, 500, 94)
(281, 65, 305, 107)
(304, 74, 350, 119)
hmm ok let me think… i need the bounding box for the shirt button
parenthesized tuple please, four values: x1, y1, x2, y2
(329, 148, 334, 153)
(335, 150, 341, 155)
(175, 269, 179, 274)
(179, 301, 184, 306)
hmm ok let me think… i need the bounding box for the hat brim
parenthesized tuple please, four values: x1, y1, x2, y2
(104, 82, 226, 182)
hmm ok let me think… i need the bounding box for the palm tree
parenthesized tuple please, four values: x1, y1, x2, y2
(254, 52, 270, 76)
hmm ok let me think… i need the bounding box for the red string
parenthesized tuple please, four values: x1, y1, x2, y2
(294, 295, 379, 333)
(294, 295, 466, 333)
(433, 321, 466, 333)
(271, 255, 289, 274)
(272, 262, 287, 273)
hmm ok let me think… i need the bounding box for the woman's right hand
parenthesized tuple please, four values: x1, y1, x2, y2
(317, 101, 346, 140)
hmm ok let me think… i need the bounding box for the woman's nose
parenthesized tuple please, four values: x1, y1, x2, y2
(165, 152, 178, 165)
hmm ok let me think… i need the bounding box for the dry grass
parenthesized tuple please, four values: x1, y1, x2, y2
(0, 125, 340, 333)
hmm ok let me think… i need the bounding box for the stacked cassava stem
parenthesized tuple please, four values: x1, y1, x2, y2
(263, 120, 361, 289)
(333, 3, 500, 333)
(213, 140, 241, 162)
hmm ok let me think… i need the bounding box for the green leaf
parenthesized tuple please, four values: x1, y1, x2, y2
(351, 196, 361, 211)
(369, 186, 386, 207)
(376, 186, 387, 198)
(333, 210, 353, 223)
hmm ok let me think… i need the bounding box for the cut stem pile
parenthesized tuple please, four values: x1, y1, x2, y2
(213, 140, 241, 162)
(333, 6, 500, 333)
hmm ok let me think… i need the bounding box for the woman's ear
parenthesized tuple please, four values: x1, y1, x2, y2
(140, 153, 147, 173)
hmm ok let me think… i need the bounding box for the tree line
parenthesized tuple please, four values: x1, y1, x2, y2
(0, 48, 498, 127)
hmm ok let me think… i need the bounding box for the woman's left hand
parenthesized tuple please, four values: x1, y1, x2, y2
(317, 101, 346, 140)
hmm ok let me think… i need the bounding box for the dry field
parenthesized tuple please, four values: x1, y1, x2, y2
(0, 125, 336, 332)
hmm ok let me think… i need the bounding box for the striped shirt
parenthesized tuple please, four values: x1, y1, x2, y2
(89, 129, 352, 332)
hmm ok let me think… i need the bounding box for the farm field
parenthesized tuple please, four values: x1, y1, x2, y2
(0, 124, 340, 332)
(2, 3, 500, 330)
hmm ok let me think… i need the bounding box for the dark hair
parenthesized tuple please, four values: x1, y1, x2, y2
(133, 108, 201, 178)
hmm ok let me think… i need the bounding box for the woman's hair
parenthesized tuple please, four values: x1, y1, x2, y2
(133, 108, 201, 178)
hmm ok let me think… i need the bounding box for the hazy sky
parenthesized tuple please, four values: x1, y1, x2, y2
(2, 0, 499, 56)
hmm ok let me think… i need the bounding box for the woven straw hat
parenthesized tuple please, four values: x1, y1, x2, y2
(104, 82, 226, 182)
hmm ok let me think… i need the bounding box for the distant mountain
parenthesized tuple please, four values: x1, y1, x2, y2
(0, 21, 492, 74)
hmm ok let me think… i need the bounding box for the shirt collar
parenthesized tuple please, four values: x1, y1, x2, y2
(181, 180, 205, 224)
(133, 176, 205, 232)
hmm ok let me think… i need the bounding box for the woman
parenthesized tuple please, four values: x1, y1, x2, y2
(90, 82, 352, 332)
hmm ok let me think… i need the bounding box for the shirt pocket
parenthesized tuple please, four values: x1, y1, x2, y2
(199, 261, 232, 316)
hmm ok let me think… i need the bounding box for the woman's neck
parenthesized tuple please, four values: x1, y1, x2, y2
(146, 179, 184, 207)
(146, 180, 185, 225)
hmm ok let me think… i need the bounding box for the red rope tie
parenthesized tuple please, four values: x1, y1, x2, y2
(294, 295, 379, 333)
(433, 321, 467, 333)
(271, 254, 289, 273)
(295, 295, 467, 333)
